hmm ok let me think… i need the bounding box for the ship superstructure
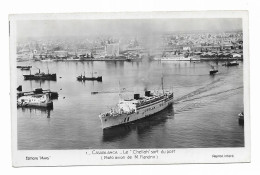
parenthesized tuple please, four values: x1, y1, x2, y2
(99, 90, 174, 129)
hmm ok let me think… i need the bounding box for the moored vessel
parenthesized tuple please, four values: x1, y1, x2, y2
(23, 69, 57, 81)
(77, 71, 102, 82)
(17, 92, 53, 108)
(17, 87, 59, 100)
(77, 75, 102, 81)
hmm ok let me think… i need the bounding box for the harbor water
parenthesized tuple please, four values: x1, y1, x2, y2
(17, 60, 244, 149)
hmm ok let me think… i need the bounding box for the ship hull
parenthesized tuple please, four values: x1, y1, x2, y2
(23, 74, 57, 81)
(77, 76, 102, 81)
(99, 96, 173, 129)
(17, 101, 53, 108)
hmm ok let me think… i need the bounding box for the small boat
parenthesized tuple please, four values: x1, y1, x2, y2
(209, 65, 218, 75)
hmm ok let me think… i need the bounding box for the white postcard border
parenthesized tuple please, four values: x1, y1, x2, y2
(10, 11, 250, 167)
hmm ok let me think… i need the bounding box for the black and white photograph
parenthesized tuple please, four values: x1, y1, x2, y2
(9, 11, 250, 166)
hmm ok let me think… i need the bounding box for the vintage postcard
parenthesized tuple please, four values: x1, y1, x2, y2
(9, 11, 250, 166)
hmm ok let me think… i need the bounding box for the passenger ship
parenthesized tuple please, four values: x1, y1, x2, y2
(99, 90, 174, 129)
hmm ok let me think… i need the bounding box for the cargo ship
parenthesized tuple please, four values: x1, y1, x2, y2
(23, 69, 56, 81)
(77, 75, 102, 81)
(77, 71, 102, 82)
(99, 89, 174, 129)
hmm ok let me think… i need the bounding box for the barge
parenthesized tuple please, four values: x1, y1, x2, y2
(17, 88, 58, 100)
(17, 92, 53, 108)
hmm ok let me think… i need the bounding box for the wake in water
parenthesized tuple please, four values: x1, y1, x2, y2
(174, 78, 224, 102)
(173, 76, 243, 114)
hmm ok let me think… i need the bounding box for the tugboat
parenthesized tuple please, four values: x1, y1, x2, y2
(99, 77, 173, 129)
(209, 65, 218, 75)
(23, 68, 57, 81)
(17, 92, 53, 108)
(77, 71, 102, 82)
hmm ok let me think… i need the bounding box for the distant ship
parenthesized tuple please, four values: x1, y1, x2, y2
(223, 61, 239, 67)
(77, 71, 102, 82)
(23, 69, 56, 81)
(17, 92, 53, 108)
(157, 55, 200, 61)
(17, 66, 32, 69)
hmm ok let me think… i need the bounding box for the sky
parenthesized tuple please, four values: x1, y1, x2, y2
(16, 18, 242, 39)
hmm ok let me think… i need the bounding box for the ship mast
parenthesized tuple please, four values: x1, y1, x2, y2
(91, 66, 93, 78)
(161, 76, 164, 94)
(118, 80, 122, 100)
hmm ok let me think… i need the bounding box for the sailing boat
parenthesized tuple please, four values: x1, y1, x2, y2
(77, 70, 102, 82)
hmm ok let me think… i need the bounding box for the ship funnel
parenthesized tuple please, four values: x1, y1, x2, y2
(145, 91, 151, 97)
(34, 88, 43, 94)
(134, 94, 140, 100)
